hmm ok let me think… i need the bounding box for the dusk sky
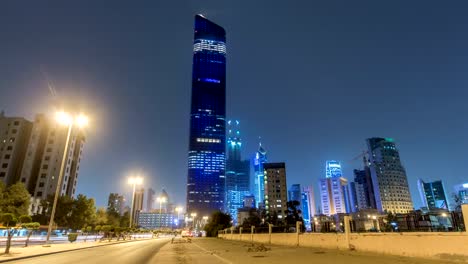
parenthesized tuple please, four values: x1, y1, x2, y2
(1, 0, 467, 209)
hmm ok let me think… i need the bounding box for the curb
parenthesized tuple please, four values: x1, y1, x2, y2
(0, 237, 163, 263)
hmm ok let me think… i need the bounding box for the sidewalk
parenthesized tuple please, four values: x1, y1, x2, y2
(0, 237, 153, 263)
(153, 238, 464, 264)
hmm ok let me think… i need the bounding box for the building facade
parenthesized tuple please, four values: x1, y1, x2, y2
(186, 15, 227, 216)
(418, 179, 449, 210)
(264, 162, 288, 220)
(132, 188, 144, 225)
(367, 137, 413, 214)
(253, 143, 267, 207)
(320, 176, 349, 216)
(288, 184, 301, 203)
(454, 183, 468, 207)
(225, 120, 250, 223)
(138, 211, 174, 229)
(353, 165, 377, 211)
(146, 188, 155, 212)
(326, 160, 342, 178)
(0, 112, 32, 186)
(1, 112, 86, 214)
(301, 186, 316, 230)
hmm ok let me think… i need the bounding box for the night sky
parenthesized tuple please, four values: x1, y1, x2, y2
(1, 1, 467, 210)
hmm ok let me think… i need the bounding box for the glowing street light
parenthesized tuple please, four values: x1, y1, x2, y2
(46, 111, 88, 245)
(128, 176, 143, 228)
(175, 207, 183, 227)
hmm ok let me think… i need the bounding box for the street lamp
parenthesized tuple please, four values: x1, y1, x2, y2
(46, 112, 88, 245)
(128, 176, 143, 228)
(157, 197, 167, 230)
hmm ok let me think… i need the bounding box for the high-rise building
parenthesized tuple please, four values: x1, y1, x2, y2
(146, 188, 155, 212)
(320, 160, 350, 216)
(288, 184, 301, 203)
(132, 188, 144, 225)
(107, 193, 125, 216)
(346, 182, 359, 213)
(454, 183, 468, 206)
(326, 160, 342, 178)
(353, 164, 377, 211)
(243, 195, 255, 208)
(0, 112, 32, 186)
(225, 120, 250, 223)
(253, 142, 267, 207)
(301, 186, 316, 230)
(186, 15, 227, 216)
(418, 179, 449, 210)
(367, 137, 413, 214)
(320, 176, 349, 216)
(264, 162, 288, 220)
(1, 112, 86, 214)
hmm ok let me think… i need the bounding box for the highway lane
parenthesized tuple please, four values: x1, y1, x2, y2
(6, 238, 170, 264)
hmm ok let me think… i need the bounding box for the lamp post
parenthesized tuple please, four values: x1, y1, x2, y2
(128, 176, 143, 228)
(157, 197, 167, 230)
(46, 112, 88, 245)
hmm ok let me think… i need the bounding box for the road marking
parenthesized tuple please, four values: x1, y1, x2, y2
(191, 241, 233, 264)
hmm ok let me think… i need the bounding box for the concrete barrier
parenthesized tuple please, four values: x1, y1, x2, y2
(219, 205, 468, 261)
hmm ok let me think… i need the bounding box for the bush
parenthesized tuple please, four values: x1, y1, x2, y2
(68, 233, 78, 243)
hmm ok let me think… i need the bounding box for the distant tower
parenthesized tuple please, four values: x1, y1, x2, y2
(186, 15, 227, 216)
(367, 138, 413, 213)
(418, 179, 449, 210)
(320, 161, 349, 216)
(225, 120, 250, 223)
(264, 163, 288, 220)
(253, 141, 267, 207)
(146, 188, 155, 212)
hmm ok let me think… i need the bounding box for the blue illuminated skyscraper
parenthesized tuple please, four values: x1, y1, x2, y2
(326, 160, 342, 178)
(253, 142, 267, 207)
(186, 15, 227, 216)
(225, 120, 250, 224)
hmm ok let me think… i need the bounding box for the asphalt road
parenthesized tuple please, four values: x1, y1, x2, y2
(6, 238, 170, 264)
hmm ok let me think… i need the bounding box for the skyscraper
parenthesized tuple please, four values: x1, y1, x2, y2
(264, 162, 288, 220)
(1, 112, 86, 214)
(225, 120, 250, 223)
(326, 160, 342, 178)
(288, 184, 301, 203)
(367, 137, 413, 214)
(253, 142, 267, 207)
(320, 160, 349, 216)
(0, 112, 32, 186)
(133, 187, 144, 226)
(186, 15, 227, 216)
(301, 186, 316, 230)
(353, 166, 377, 210)
(418, 179, 449, 210)
(146, 188, 155, 212)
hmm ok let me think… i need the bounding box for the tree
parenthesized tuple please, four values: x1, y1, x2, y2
(0, 183, 30, 217)
(39, 195, 74, 227)
(204, 211, 231, 237)
(69, 195, 96, 230)
(0, 213, 17, 254)
(94, 225, 102, 241)
(95, 208, 108, 226)
(22, 222, 40, 247)
(241, 208, 261, 228)
(120, 211, 130, 228)
(285, 201, 305, 231)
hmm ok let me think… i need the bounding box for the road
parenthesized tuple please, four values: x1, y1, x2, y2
(6, 238, 170, 264)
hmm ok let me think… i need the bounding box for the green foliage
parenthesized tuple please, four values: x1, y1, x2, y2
(204, 211, 232, 237)
(285, 200, 305, 230)
(19, 215, 32, 224)
(68, 233, 78, 243)
(22, 222, 40, 230)
(120, 211, 130, 228)
(95, 225, 102, 232)
(241, 208, 262, 228)
(69, 194, 97, 230)
(0, 183, 31, 217)
(0, 213, 17, 227)
(86, 226, 93, 232)
(95, 207, 108, 225)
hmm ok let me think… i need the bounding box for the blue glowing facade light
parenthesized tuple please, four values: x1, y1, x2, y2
(186, 15, 227, 215)
(253, 143, 267, 207)
(326, 160, 342, 178)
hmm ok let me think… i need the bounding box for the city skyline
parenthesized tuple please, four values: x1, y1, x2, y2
(1, 1, 468, 209)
